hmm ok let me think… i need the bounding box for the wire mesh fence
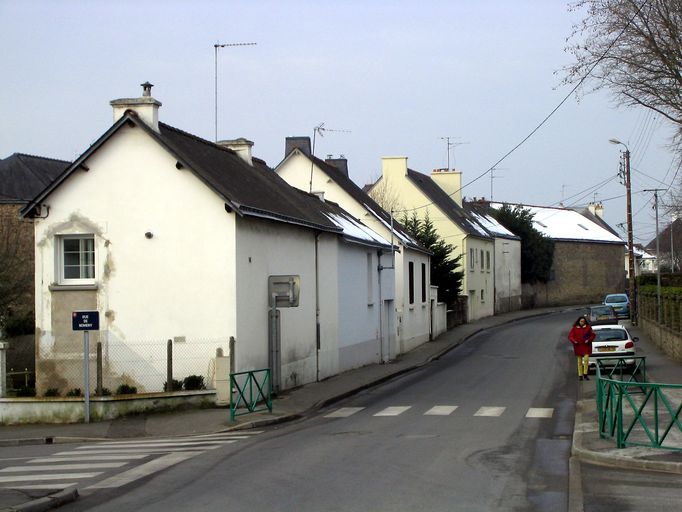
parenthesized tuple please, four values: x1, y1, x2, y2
(36, 337, 230, 397)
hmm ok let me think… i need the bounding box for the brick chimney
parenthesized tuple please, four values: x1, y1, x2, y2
(218, 138, 254, 165)
(431, 168, 462, 206)
(110, 82, 162, 132)
(285, 136, 311, 157)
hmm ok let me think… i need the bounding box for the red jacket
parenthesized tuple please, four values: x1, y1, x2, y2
(568, 324, 595, 356)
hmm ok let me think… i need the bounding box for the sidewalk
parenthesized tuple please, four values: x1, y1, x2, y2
(1, 307, 681, 511)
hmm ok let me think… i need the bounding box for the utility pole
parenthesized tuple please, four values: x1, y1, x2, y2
(610, 139, 636, 324)
(645, 188, 665, 324)
(214, 41, 256, 142)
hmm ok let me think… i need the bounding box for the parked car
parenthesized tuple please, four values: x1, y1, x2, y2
(589, 324, 638, 370)
(603, 293, 630, 319)
(585, 305, 618, 326)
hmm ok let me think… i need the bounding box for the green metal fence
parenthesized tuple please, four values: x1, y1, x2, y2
(229, 368, 272, 422)
(596, 356, 682, 451)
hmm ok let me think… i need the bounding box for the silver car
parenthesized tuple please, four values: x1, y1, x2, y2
(589, 324, 638, 370)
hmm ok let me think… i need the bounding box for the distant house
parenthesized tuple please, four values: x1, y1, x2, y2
(464, 200, 522, 314)
(21, 83, 397, 395)
(370, 161, 498, 321)
(634, 244, 657, 275)
(275, 138, 442, 355)
(495, 202, 626, 306)
(646, 217, 682, 273)
(0, 153, 69, 376)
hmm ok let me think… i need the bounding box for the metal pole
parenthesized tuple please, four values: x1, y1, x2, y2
(166, 339, 173, 391)
(96, 342, 103, 396)
(84, 331, 90, 423)
(213, 42, 257, 143)
(655, 191, 662, 324)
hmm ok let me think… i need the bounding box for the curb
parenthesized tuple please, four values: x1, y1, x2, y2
(1, 488, 78, 512)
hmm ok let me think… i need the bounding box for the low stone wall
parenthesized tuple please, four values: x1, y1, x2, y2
(0, 390, 216, 425)
(640, 318, 682, 364)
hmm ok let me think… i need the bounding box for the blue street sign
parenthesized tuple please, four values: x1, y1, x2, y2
(72, 311, 100, 331)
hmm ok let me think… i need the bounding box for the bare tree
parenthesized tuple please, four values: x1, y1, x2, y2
(0, 206, 34, 332)
(367, 177, 404, 214)
(562, 0, 682, 150)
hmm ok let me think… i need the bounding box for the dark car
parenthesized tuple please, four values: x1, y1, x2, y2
(586, 305, 618, 325)
(603, 293, 630, 319)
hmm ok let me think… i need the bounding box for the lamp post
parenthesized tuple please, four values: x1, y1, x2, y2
(609, 138, 636, 324)
(214, 41, 256, 142)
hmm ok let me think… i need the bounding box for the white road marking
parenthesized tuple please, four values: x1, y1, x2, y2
(0, 473, 101, 483)
(54, 445, 226, 455)
(526, 408, 554, 418)
(85, 451, 201, 489)
(474, 407, 506, 417)
(424, 406, 458, 416)
(374, 406, 411, 417)
(324, 407, 365, 418)
(29, 455, 149, 463)
(0, 463, 126, 472)
(76, 440, 237, 449)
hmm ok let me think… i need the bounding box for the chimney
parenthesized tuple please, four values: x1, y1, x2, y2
(285, 136, 311, 157)
(431, 168, 462, 206)
(381, 157, 408, 184)
(325, 156, 348, 177)
(218, 138, 254, 165)
(588, 201, 604, 218)
(110, 81, 162, 132)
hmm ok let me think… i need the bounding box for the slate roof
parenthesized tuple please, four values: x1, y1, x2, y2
(646, 218, 682, 253)
(463, 201, 520, 241)
(0, 153, 70, 203)
(21, 112, 393, 248)
(281, 149, 427, 253)
(405, 169, 493, 240)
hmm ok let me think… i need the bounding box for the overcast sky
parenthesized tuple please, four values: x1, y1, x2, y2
(1, 0, 678, 247)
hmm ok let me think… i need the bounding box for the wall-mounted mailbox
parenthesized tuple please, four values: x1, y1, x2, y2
(268, 275, 300, 308)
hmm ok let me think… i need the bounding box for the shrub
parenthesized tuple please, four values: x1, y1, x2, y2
(182, 375, 206, 391)
(66, 388, 82, 397)
(163, 379, 183, 391)
(99, 388, 112, 396)
(116, 383, 137, 395)
(44, 388, 60, 397)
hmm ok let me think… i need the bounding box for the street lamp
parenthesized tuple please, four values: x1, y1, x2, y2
(609, 138, 636, 324)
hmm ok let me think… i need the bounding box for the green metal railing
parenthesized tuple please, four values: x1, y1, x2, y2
(596, 356, 682, 451)
(229, 368, 272, 422)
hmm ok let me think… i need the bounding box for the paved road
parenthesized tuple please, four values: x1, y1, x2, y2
(58, 312, 579, 511)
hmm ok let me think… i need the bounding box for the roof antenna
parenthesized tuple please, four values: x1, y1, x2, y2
(309, 122, 351, 192)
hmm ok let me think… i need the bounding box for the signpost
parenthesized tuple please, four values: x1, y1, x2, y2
(72, 311, 99, 423)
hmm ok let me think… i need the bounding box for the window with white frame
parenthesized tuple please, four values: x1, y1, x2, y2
(480, 289, 485, 303)
(58, 235, 95, 284)
(486, 251, 491, 272)
(480, 249, 484, 271)
(469, 248, 475, 271)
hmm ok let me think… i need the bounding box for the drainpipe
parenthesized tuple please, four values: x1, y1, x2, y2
(378, 249, 385, 363)
(315, 232, 321, 381)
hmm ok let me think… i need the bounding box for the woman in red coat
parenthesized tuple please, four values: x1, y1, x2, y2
(568, 316, 596, 381)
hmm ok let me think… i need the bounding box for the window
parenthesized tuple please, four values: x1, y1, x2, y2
(408, 262, 415, 305)
(469, 248, 475, 271)
(58, 235, 95, 284)
(421, 263, 426, 303)
(481, 289, 485, 303)
(480, 250, 484, 270)
(486, 251, 491, 272)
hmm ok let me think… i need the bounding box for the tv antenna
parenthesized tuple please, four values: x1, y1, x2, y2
(440, 136, 469, 170)
(309, 122, 351, 192)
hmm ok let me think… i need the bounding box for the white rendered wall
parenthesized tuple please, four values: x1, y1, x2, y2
(33, 125, 236, 391)
(495, 238, 522, 313)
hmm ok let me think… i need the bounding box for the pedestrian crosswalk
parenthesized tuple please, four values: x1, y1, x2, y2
(0, 430, 263, 492)
(323, 406, 554, 419)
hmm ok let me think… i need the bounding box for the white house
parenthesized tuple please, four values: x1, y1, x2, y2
(22, 83, 396, 395)
(275, 139, 442, 354)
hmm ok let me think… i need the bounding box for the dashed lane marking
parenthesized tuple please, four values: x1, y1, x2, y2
(473, 407, 507, 417)
(324, 407, 365, 418)
(526, 408, 554, 418)
(374, 406, 412, 417)
(424, 406, 459, 416)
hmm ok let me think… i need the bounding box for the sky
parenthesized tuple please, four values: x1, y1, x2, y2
(1, 0, 679, 248)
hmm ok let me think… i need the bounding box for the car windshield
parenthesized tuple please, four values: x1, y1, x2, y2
(605, 295, 627, 304)
(595, 329, 627, 341)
